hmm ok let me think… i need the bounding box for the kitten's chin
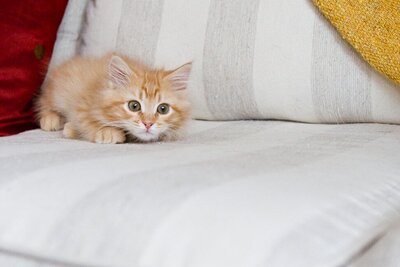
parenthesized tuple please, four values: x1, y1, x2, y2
(132, 132, 160, 142)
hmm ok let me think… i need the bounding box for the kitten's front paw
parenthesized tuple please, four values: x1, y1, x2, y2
(94, 127, 126, 144)
(63, 122, 78, 139)
(40, 112, 65, 131)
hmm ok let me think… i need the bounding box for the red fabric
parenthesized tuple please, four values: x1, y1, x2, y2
(0, 0, 68, 136)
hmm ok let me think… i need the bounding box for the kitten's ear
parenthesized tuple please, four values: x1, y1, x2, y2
(108, 56, 133, 87)
(165, 62, 192, 91)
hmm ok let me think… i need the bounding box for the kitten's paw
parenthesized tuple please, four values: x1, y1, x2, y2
(40, 112, 65, 131)
(63, 122, 78, 139)
(94, 127, 126, 144)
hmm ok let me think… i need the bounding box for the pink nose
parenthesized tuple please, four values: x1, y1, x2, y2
(143, 121, 153, 130)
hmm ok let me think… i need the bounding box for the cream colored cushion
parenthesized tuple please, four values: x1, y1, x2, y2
(1, 121, 400, 266)
(50, 0, 400, 123)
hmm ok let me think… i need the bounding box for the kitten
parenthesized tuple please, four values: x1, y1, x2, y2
(36, 54, 192, 143)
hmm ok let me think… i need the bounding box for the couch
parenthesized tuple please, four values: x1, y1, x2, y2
(1, 0, 400, 266)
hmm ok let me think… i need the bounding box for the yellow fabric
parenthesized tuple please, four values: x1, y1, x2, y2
(312, 0, 400, 84)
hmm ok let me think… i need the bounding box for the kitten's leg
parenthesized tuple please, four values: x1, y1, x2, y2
(63, 122, 79, 139)
(39, 110, 65, 131)
(91, 127, 126, 144)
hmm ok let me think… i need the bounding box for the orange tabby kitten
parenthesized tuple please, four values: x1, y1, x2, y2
(36, 54, 191, 143)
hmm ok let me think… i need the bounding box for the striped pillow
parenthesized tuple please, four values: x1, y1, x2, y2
(52, 0, 400, 123)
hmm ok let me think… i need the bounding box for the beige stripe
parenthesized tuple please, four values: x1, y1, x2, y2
(311, 13, 372, 123)
(116, 0, 165, 66)
(203, 0, 261, 119)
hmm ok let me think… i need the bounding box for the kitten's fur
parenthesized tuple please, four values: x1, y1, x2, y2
(36, 54, 191, 143)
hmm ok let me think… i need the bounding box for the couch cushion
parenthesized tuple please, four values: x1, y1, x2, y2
(0, 121, 400, 267)
(52, 0, 400, 123)
(0, 0, 67, 136)
(46, 0, 89, 70)
(349, 221, 400, 267)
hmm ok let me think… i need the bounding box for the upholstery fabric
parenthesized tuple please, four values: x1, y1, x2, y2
(313, 0, 400, 84)
(349, 222, 400, 267)
(51, 0, 400, 123)
(0, 0, 67, 136)
(47, 0, 89, 70)
(0, 121, 400, 267)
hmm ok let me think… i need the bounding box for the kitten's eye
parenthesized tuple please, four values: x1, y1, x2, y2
(157, 103, 170, 115)
(128, 100, 141, 112)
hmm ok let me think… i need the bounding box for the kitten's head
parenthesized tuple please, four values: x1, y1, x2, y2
(99, 55, 191, 142)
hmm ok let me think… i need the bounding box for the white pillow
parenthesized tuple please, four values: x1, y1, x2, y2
(48, 0, 89, 68)
(53, 0, 400, 123)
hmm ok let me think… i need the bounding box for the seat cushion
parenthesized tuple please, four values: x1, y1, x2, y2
(349, 221, 400, 267)
(0, 121, 400, 266)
